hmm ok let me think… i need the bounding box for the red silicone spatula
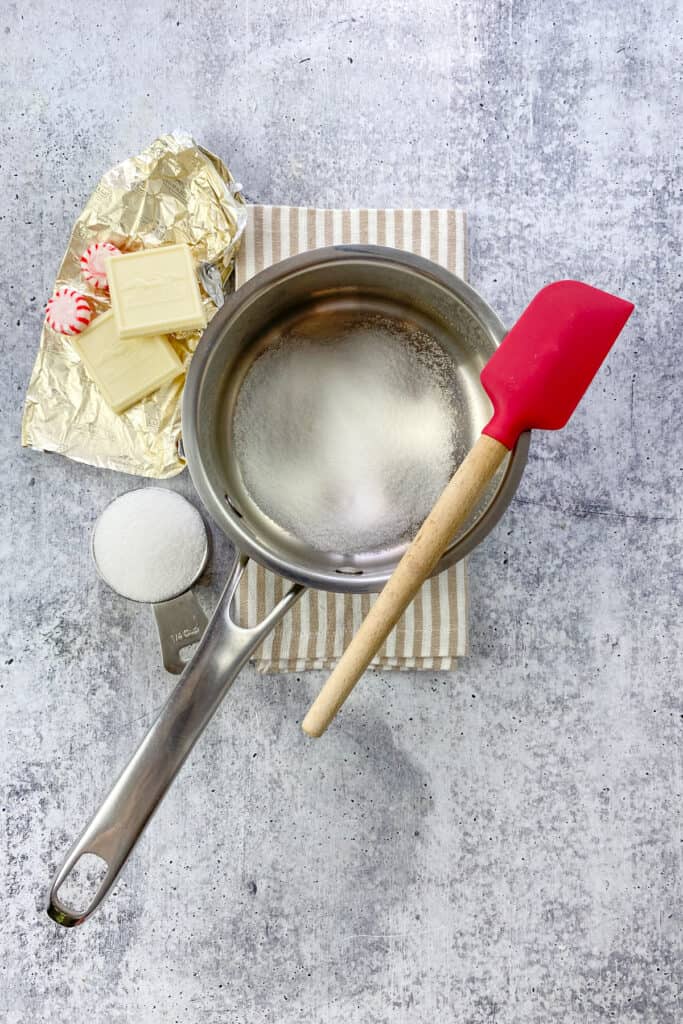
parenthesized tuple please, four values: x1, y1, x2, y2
(302, 280, 634, 738)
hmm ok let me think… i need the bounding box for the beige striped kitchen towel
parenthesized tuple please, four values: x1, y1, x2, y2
(235, 205, 468, 672)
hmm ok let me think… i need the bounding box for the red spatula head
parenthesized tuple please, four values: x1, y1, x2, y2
(481, 280, 634, 450)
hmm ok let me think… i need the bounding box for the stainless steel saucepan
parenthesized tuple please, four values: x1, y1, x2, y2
(47, 245, 529, 926)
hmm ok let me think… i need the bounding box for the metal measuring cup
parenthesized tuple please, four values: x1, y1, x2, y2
(92, 488, 210, 674)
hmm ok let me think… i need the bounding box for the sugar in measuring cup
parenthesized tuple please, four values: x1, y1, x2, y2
(92, 488, 209, 673)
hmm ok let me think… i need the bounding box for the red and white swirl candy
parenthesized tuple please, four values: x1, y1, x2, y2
(45, 287, 92, 336)
(79, 241, 121, 290)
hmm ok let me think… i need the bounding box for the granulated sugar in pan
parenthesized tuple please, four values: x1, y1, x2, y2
(232, 316, 463, 552)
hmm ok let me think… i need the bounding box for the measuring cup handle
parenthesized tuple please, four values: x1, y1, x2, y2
(153, 590, 209, 674)
(47, 555, 304, 927)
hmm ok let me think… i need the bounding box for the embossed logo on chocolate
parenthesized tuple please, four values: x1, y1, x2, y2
(121, 273, 189, 308)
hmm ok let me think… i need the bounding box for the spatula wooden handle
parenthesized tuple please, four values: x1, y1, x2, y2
(302, 434, 509, 737)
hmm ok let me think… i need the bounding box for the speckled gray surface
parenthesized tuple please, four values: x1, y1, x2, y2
(1, 2, 681, 1021)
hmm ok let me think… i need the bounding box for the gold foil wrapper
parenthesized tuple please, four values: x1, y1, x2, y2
(22, 132, 247, 478)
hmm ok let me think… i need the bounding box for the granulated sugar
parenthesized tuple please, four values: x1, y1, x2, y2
(92, 488, 208, 603)
(232, 318, 460, 552)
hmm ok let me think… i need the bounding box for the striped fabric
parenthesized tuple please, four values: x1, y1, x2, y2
(234, 206, 468, 672)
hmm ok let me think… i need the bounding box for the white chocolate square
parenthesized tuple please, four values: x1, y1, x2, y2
(72, 310, 184, 414)
(107, 243, 207, 339)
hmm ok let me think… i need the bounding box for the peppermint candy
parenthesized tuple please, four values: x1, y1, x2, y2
(80, 241, 121, 290)
(45, 287, 92, 336)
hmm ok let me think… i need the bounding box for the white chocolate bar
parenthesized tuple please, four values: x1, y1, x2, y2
(107, 243, 207, 339)
(71, 310, 184, 414)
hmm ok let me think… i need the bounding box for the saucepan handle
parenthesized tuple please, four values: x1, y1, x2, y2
(47, 555, 303, 927)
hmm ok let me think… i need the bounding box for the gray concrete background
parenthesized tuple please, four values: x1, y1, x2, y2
(1, 1, 681, 1021)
